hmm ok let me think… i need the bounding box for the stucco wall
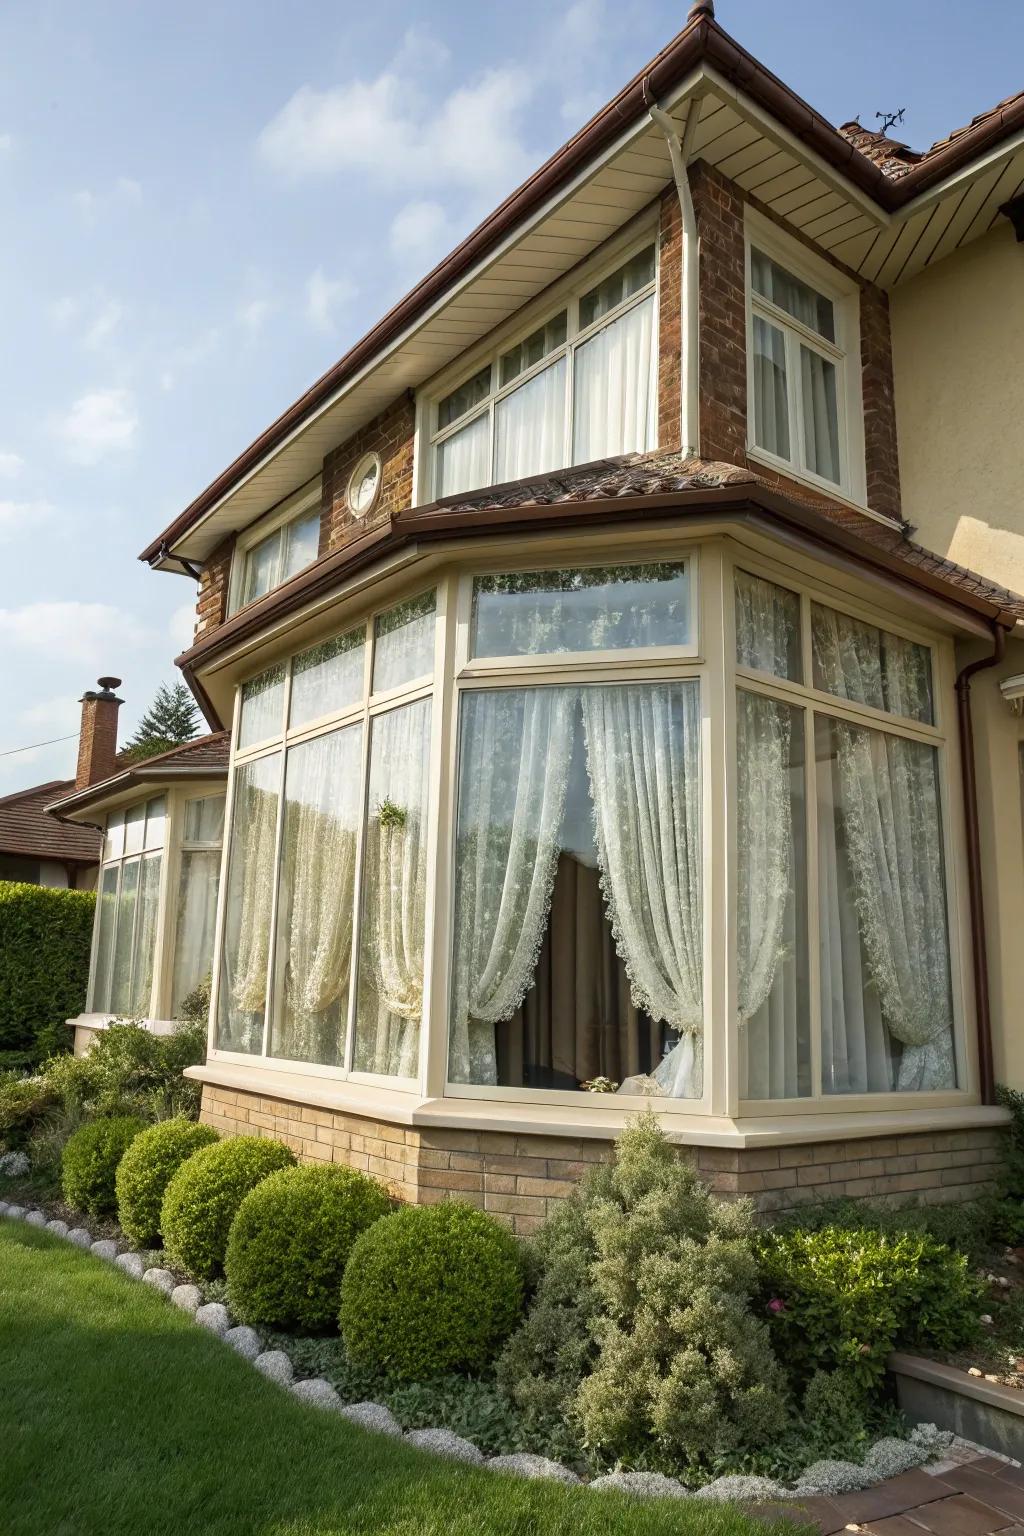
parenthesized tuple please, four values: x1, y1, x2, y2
(890, 224, 1024, 590)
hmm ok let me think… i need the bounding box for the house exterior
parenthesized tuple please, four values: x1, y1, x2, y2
(61, 2, 1024, 1224)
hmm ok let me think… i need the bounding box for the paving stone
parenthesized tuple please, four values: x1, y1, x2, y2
(142, 1268, 176, 1294)
(941, 1468, 1024, 1521)
(253, 1351, 294, 1385)
(90, 1239, 119, 1262)
(225, 1325, 262, 1360)
(291, 1379, 343, 1412)
(46, 1220, 69, 1237)
(405, 1428, 483, 1464)
(338, 1402, 401, 1437)
(487, 1454, 580, 1484)
(67, 1228, 92, 1249)
(195, 1302, 231, 1335)
(170, 1284, 202, 1313)
(886, 1494, 1005, 1535)
(115, 1252, 145, 1278)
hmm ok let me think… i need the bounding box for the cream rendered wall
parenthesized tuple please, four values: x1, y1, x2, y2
(890, 222, 1024, 588)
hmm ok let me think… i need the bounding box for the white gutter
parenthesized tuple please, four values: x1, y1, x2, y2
(646, 90, 701, 458)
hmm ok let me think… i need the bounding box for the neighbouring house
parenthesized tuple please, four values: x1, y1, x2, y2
(56, 1, 1024, 1224)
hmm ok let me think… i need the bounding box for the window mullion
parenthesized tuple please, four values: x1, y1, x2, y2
(805, 703, 823, 1103)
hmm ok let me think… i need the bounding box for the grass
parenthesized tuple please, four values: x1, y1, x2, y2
(0, 1220, 803, 1536)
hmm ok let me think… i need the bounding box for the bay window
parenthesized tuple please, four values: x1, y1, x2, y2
(429, 243, 657, 500)
(209, 541, 968, 1118)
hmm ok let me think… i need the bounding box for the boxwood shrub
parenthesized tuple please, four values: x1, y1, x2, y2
(340, 1202, 524, 1380)
(758, 1224, 984, 1394)
(226, 1164, 391, 1331)
(161, 1135, 296, 1280)
(115, 1116, 219, 1248)
(0, 881, 95, 1065)
(61, 1115, 145, 1215)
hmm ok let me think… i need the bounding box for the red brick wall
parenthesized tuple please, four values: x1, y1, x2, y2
(321, 395, 416, 556)
(75, 693, 122, 789)
(194, 536, 234, 641)
(657, 188, 683, 454)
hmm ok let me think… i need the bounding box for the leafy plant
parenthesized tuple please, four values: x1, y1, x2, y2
(115, 1116, 219, 1248)
(43, 1017, 206, 1123)
(0, 881, 95, 1064)
(0, 1071, 57, 1151)
(226, 1164, 391, 1332)
(161, 1135, 296, 1279)
(757, 1224, 983, 1395)
(61, 1115, 145, 1215)
(340, 1203, 524, 1381)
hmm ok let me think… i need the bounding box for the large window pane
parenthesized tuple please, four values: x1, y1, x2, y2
(289, 629, 364, 727)
(436, 412, 490, 498)
(184, 793, 225, 845)
(123, 803, 146, 856)
(751, 315, 790, 461)
(217, 753, 282, 1053)
(238, 665, 286, 749)
(800, 346, 840, 483)
(472, 563, 689, 658)
(448, 683, 702, 1098)
(281, 507, 320, 583)
(130, 855, 162, 1015)
(109, 858, 140, 1014)
(270, 724, 363, 1067)
(144, 796, 166, 850)
(103, 811, 124, 862)
(241, 528, 282, 607)
(438, 365, 491, 431)
(172, 849, 221, 1014)
(816, 714, 954, 1094)
(573, 294, 655, 464)
(372, 592, 435, 694)
(811, 603, 933, 724)
(90, 864, 120, 1011)
(494, 357, 566, 484)
(499, 313, 566, 386)
(578, 246, 655, 329)
(737, 691, 809, 1099)
(751, 248, 835, 341)
(353, 699, 432, 1078)
(735, 570, 802, 681)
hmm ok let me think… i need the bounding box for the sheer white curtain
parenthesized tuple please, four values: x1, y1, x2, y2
(449, 688, 577, 1085)
(220, 755, 281, 1053)
(752, 317, 790, 460)
(172, 850, 220, 1012)
(735, 569, 799, 678)
(437, 412, 490, 498)
(800, 349, 840, 483)
(582, 683, 704, 1099)
(736, 692, 793, 1027)
(573, 296, 655, 464)
(812, 604, 933, 724)
(494, 360, 567, 484)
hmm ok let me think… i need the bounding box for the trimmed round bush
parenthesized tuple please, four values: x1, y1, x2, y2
(340, 1202, 524, 1380)
(61, 1115, 145, 1216)
(115, 1116, 219, 1248)
(226, 1164, 392, 1331)
(161, 1135, 296, 1280)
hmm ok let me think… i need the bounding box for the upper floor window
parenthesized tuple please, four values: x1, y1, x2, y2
(429, 242, 658, 501)
(230, 483, 321, 615)
(746, 221, 863, 501)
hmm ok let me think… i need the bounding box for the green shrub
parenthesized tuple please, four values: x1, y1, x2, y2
(758, 1224, 983, 1395)
(161, 1136, 296, 1279)
(0, 1071, 57, 1151)
(340, 1203, 524, 1381)
(497, 1113, 789, 1473)
(43, 1017, 206, 1123)
(226, 1164, 391, 1331)
(115, 1116, 219, 1248)
(0, 881, 95, 1064)
(60, 1115, 145, 1215)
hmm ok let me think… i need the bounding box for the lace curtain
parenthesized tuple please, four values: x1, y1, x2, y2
(220, 756, 281, 1050)
(736, 691, 793, 1025)
(812, 604, 933, 724)
(449, 689, 577, 1085)
(735, 569, 800, 679)
(172, 850, 220, 1013)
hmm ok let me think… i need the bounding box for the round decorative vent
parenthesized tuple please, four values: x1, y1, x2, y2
(347, 452, 382, 518)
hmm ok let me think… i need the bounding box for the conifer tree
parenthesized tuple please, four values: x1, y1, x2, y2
(121, 681, 199, 763)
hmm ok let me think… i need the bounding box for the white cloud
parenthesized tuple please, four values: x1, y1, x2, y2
(305, 266, 356, 333)
(0, 450, 24, 478)
(83, 298, 123, 349)
(57, 388, 138, 465)
(169, 601, 196, 651)
(258, 52, 533, 195)
(0, 601, 150, 666)
(389, 200, 454, 266)
(0, 499, 50, 537)
(238, 297, 271, 336)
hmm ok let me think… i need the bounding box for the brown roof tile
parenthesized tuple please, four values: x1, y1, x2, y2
(840, 92, 1024, 183)
(0, 780, 101, 865)
(46, 732, 231, 821)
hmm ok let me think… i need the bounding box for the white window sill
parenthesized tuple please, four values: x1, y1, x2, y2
(67, 1013, 179, 1037)
(186, 1061, 1009, 1148)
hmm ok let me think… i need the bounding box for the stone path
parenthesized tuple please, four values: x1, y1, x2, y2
(755, 1454, 1024, 1534)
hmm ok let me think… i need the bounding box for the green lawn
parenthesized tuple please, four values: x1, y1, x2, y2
(0, 1220, 801, 1536)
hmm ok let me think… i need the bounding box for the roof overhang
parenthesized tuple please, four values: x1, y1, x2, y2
(143, 12, 1024, 574)
(47, 760, 228, 824)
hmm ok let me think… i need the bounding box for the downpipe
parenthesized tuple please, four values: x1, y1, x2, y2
(645, 87, 700, 459)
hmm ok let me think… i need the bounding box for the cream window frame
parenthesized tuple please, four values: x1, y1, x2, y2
(208, 586, 445, 1093)
(227, 477, 322, 618)
(744, 209, 867, 507)
(423, 229, 660, 503)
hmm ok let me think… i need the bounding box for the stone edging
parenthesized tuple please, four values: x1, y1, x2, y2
(0, 1202, 968, 1502)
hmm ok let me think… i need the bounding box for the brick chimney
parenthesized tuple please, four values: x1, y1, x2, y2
(75, 677, 123, 789)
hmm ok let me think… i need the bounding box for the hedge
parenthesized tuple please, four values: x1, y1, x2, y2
(0, 881, 95, 1066)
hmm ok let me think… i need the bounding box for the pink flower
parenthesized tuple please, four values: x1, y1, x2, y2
(767, 1298, 786, 1314)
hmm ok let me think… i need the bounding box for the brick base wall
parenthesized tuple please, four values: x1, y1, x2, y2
(200, 1085, 1004, 1232)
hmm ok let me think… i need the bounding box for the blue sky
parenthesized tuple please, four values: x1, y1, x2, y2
(1, 0, 1021, 792)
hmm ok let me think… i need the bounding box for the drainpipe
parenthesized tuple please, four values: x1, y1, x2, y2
(644, 87, 701, 458)
(955, 623, 1007, 1105)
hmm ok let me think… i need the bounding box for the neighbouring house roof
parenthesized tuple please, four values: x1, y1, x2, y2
(140, 8, 1024, 570)
(46, 732, 231, 823)
(0, 780, 102, 866)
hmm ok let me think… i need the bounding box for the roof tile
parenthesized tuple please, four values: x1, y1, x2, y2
(0, 780, 101, 864)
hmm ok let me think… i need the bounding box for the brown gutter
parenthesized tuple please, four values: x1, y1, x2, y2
(956, 624, 1008, 1105)
(141, 17, 1024, 567)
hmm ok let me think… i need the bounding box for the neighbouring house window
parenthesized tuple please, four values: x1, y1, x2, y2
(748, 242, 852, 491)
(171, 793, 225, 1013)
(215, 591, 437, 1079)
(430, 242, 657, 499)
(90, 796, 166, 1016)
(231, 492, 321, 615)
(735, 570, 956, 1100)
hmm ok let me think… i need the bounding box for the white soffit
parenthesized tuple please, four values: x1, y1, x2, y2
(166, 77, 1022, 564)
